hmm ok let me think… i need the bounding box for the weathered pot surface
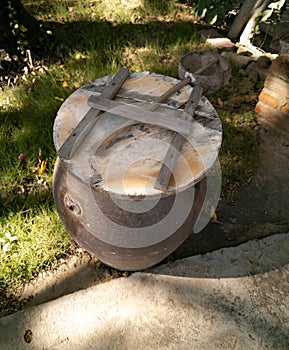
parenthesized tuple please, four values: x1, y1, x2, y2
(52, 72, 222, 270)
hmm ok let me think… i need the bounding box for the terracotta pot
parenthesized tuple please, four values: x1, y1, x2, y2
(53, 72, 222, 270)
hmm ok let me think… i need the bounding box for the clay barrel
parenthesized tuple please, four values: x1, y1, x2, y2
(52, 72, 222, 270)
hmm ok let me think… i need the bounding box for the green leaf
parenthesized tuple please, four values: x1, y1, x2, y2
(260, 8, 273, 22)
(268, 2, 278, 9)
(277, 0, 286, 10)
(200, 8, 207, 19)
(19, 25, 28, 33)
(268, 0, 286, 11)
(2, 242, 10, 253)
(5, 231, 11, 239)
(209, 14, 218, 25)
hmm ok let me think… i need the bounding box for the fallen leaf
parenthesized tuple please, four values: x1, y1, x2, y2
(17, 153, 26, 161)
(39, 158, 47, 175)
(24, 330, 33, 343)
(216, 97, 224, 107)
(55, 96, 64, 102)
(17, 184, 25, 194)
(211, 210, 222, 224)
(211, 211, 218, 221)
(75, 52, 86, 60)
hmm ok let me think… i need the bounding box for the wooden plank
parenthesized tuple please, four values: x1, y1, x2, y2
(87, 95, 192, 136)
(154, 76, 191, 103)
(154, 82, 203, 192)
(87, 77, 193, 189)
(194, 56, 219, 75)
(88, 77, 193, 158)
(82, 75, 191, 105)
(58, 67, 130, 160)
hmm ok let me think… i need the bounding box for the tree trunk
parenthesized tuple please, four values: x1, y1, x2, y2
(239, 0, 271, 45)
(228, 0, 270, 42)
(0, 0, 41, 55)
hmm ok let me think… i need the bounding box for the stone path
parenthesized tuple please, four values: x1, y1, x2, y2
(0, 231, 288, 349)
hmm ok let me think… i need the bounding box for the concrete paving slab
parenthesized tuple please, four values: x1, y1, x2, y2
(0, 232, 289, 350)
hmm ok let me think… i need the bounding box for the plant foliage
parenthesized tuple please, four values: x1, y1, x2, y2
(187, 0, 287, 32)
(260, 0, 287, 24)
(187, 0, 236, 26)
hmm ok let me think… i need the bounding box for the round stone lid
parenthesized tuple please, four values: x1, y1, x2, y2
(53, 72, 222, 197)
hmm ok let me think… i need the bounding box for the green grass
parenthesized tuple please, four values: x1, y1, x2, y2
(0, 70, 73, 288)
(0, 0, 259, 289)
(0, 205, 70, 286)
(219, 110, 259, 197)
(208, 68, 260, 198)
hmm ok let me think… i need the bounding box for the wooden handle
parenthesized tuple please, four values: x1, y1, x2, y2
(89, 77, 193, 157)
(154, 83, 203, 192)
(58, 67, 130, 160)
(155, 76, 191, 103)
(194, 56, 219, 75)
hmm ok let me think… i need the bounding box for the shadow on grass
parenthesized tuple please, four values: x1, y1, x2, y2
(43, 18, 203, 61)
(1, 17, 204, 216)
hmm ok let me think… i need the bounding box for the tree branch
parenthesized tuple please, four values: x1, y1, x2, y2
(228, 0, 270, 42)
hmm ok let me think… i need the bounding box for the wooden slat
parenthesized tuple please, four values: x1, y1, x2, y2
(58, 67, 130, 160)
(88, 77, 192, 189)
(154, 76, 191, 103)
(89, 76, 193, 154)
(154, 82, 203, 192)
(87, 96, 192, 136)
(193, 56, 219, 75)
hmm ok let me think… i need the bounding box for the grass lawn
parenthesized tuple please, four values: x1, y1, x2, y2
(0, 0, 259, 291)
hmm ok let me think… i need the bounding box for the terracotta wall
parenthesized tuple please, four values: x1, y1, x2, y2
(255, 49, 289, 134)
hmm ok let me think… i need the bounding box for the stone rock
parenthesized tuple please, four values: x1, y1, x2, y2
(247, 62, 269, 78)
(238, 68, 248, 77)
(257, 55, 272, 69)
(225, 52, 252, 68)
(205, 37, 235, 50)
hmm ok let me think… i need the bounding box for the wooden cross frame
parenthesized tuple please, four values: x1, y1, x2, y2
(58, 67, 203, 192)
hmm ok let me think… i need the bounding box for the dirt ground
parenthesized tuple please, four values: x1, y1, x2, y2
(174, 125, 289, 260)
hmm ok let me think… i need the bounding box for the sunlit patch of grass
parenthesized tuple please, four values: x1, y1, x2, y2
(140, 0, 176, 15)
(0, 205, 72, 288)
(121, 30, 206, 76)
(25, 0, 195, 24)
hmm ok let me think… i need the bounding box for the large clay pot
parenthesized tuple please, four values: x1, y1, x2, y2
(53, 72, 222, 270)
